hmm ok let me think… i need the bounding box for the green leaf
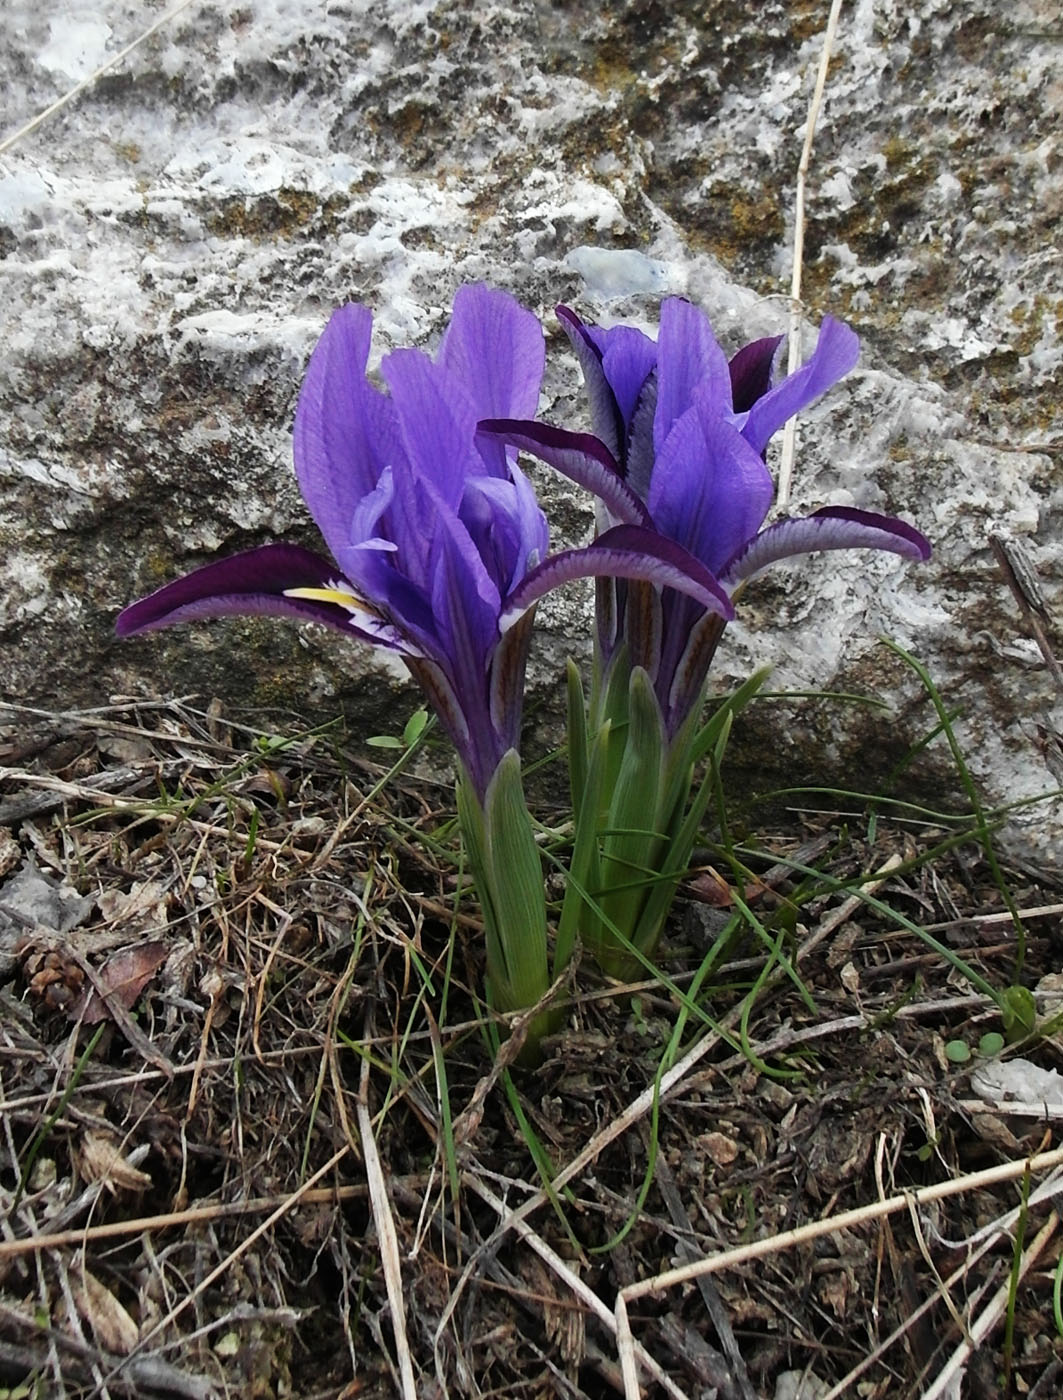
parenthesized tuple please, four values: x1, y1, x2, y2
(945, 1039, 972, 1064)
(566, 658, 589, 825)
(366, 734, 404, 749)
(1002, 985, 1037, 1042)
(478, 753, 550, 1019)
(403, 708, 429, 746)
(978, 1031, 1005, 1057)
(556, 717, 611, 973)
(594, 668, 666, 964)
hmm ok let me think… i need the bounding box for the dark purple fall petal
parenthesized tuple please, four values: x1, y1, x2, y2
(720, 506, 932, 586)
(501, 524, 734, 631)
(477, 420, 652, 528)
(114, 543, 407, 649)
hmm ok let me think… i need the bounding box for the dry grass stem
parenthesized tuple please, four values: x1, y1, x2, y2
(356, 1052, 418, 1400)
(623, 1146, 1063, 1303)
(777, 0, 846, 508)
(921, 1212, 1060, 1400)
(0, 0, 198, 156)
(465, 1173, 690, 1400)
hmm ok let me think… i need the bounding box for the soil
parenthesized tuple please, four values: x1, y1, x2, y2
(1, 696, 1062, 1399)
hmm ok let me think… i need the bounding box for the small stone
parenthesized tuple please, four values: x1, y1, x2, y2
(699, 1131, 739, 1167)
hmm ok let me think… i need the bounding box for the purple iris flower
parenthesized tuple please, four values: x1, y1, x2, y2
(481, 299, 930, 737)
(117, 286, 730, 800)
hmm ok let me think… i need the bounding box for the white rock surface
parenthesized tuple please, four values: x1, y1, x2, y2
(1, 0, 1060, 864)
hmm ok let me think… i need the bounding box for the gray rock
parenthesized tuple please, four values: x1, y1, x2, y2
(1, 0, 1060, 866)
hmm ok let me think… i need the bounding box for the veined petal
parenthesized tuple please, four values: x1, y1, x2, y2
(648, 393, 774, 574)
(115, 543, 412, 652)
(425, 481, 504, 675)
(729, 335, 783, 413)
(489, 606, 536, 754)
(600, 326, 658, 439)
(500, 524, 734, 631)
(382, 347, 482, 513)
(404, 654, 472, 757)
(477, 419, 651, 527)
(741, 316, 859, 455)
(624, 370, 659, 501)
(348, 464, 398, 550)
(654, 298, 732, 454)
(293, 305, 401, 567)
(438, 284, 546, 425)
(720, 505, 932, 585)
(461, 474, 548, 594)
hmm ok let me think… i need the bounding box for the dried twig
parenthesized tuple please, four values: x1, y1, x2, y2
(623, 1147, 1063, 1304)
(921, 1211, 1059, 1400)
(777, 0, 846, 508)
(0, 0, 198, 156)
(463, 1173, 690, 1400)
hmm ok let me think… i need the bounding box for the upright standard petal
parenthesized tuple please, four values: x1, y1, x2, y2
(740, 316, 859, 455)
(647, 392, 774, 575)
(556, 305, 655, 467)
(439, 284, 545, 426)
(293, 305, 400, 567)
(599, 327, 658, 444)
(653, 298, 733, 454)
(382, 347, 482, 520)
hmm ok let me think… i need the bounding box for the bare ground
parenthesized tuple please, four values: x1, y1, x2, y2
(1, 696, 1062, 1400)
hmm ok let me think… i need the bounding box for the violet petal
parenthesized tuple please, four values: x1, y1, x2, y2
(720, 505, 932, 585)
(648, 395, 774, 575)
(501, 523, 734, 630)
(653, 298, 732, 454)
(438, 283, 546, 425)
(293, 305, 401, 567)
(478, 419, 651, 528)
(556, 305, 625, 463)
(741, 316, 859, 455)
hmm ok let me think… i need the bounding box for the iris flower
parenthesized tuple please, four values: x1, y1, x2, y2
(117, 285, 729, 1043)
(481, 299, 931, 974)
(483, 298, 930, 735)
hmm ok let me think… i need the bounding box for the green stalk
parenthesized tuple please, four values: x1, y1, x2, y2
(457, 751, 555, 1061)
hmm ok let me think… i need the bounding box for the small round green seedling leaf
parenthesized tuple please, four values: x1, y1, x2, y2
(978, 1031, 1005, 1058)
(945, 1039, 972, 1064)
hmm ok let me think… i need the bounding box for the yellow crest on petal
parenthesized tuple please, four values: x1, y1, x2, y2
(284, 585, 364, 609)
